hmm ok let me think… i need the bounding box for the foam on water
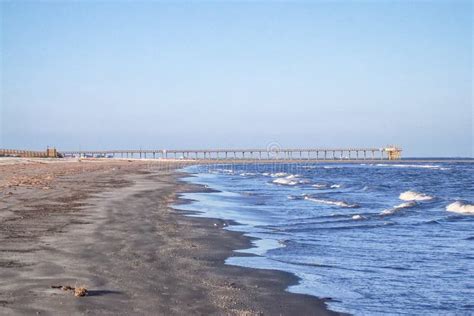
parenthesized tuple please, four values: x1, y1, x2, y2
(312, 183, 341, 189)
(273, 178, 299, 186)
(312, 183, 328, 189)
(375, 164, 450, 170)
(239, 172, 257, 176)
(271, 172, 289, 177)
(304, 195, 358, 208)
(272, 174, 310, 186)
(380, 201, 417, 215)
(399, 190, 433, 201)
(446, 201, 474, 215)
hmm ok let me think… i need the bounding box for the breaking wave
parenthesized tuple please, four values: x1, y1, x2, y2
(239, 172, 257, 176)
(399, 191, 433, 201)
(272, 172, 290, 177)
(272, 174, 310, 186)
(312, 183, 328, 189)
(375, 164, 450, 171)
(312, 183, 341, 189)
(380, 201, 417, 215)
(446, 201, 474, 215)
(273, 178, 300, 186)
(304, 196, 358, 208)
(263, 172, 291, 177)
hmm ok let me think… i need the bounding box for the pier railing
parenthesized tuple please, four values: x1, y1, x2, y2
(59, 147, 402, 160)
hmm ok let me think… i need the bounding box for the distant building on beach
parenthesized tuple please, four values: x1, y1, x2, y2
(384, 146, 402, 160)
(0, 147, 58, 158)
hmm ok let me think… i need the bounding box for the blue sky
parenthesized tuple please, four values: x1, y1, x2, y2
(0, 1, 472, 157)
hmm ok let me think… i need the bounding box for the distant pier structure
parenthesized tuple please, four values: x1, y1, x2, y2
(58, 146, 403, 161)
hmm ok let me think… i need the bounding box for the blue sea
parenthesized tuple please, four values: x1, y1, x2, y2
(177, 162, 474, 315)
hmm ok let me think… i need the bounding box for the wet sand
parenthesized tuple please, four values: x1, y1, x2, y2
(0, 159, 338, 315)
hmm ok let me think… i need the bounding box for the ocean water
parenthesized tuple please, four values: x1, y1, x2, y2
(177, 162, 474, 315)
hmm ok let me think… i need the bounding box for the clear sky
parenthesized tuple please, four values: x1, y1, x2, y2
(0, 1, 472, 157)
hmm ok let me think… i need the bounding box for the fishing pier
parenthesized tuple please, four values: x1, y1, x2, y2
(57, 146, 402, 161)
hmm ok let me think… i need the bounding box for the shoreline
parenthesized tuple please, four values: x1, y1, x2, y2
(174, 171, 342, 313)
(0, 159, 339, 315)
(174, 172, 339, 315)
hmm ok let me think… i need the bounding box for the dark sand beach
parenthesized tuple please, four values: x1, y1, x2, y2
(0, 159, 337, 315)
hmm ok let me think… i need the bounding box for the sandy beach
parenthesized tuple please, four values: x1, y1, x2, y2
(0, 158, 336, 315)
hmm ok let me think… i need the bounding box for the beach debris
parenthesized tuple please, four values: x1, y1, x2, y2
(51, 285, 88, 297)
(74, 287, 88, 297)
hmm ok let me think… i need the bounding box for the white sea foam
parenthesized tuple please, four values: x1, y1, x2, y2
(304, 196, 358, 208)
(375, 164, 450, 171)
(312, 184, 328, 189)
(399, 191, 433, 201)
(352, 214, 364, 220)
(239, 172, 257, 176)
(380, 201, 417, 215)
(312, 183, 341, 189)
(272, 172, 289, 177)
(273, 178, 299, 186)
(273, 175, 310, 186)
(446, 201, 474, 215)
